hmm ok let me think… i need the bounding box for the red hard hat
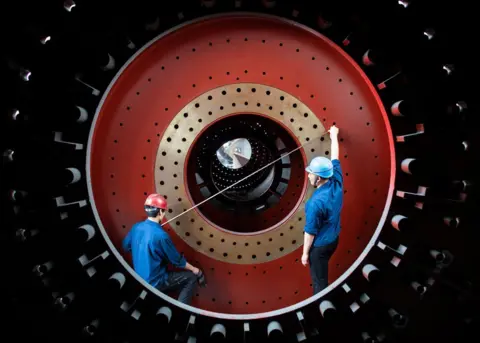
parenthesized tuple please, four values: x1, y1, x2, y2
(144, 193, 168, 210)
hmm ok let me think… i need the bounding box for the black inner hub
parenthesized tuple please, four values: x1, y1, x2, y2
(211, 136, 274, 201)
(186, 114, 300, 233)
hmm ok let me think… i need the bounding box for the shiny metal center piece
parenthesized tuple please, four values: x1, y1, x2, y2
(216, 138, 252, 169)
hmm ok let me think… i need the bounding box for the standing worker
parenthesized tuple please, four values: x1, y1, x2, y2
(122, 194, 205, 305)
(301, 125, 343, 294)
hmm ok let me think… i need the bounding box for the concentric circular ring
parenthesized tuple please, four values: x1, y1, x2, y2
(156, 83, 328, 263)
(87, 13, 395, 315)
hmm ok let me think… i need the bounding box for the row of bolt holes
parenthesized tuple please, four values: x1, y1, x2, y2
(123, 88, 367, 140)
(112, 207, 361, 259)
(110, 158, 380, 182)
(112, 172, 380, 187)
(110, 167, 381, 197)
(154, 37, 349, 86)
(126, 87, 363, 114)
(110, 196, 378, 213)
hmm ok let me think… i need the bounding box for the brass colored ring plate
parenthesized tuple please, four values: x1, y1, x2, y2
(154, 83, 329, 264)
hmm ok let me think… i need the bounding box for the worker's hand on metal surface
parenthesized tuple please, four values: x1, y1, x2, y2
(329, 125, 339, 137)
(301, 253, 309, 267)
(196, 270, 207, 287)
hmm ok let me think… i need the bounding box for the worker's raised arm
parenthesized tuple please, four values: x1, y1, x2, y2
(329, 125, 339, 161)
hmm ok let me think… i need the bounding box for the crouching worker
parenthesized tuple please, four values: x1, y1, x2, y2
(122, 194, 205, 305)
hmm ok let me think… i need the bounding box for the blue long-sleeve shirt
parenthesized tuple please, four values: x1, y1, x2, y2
(122, 219, 186, 288)
(304, 159, 344, 247)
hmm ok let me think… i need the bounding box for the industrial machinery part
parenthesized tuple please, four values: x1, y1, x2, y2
(2, 0, 477, 342)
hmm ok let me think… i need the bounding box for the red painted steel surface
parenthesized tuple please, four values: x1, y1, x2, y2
(90, 14, 393, 314)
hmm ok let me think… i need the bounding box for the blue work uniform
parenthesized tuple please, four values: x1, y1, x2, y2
(304, 159, 343, 246)
(122, 219, 186, 288)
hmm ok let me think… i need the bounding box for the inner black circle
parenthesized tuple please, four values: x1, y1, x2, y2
(186, 114, 302, 233)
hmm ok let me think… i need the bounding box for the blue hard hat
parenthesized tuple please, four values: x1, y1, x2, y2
(305, 156, 333, 178)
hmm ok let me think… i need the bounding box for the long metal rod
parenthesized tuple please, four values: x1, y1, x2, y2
(163, 131, 329, 225)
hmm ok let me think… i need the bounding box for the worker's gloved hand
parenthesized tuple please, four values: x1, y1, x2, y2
(196, 270, 207, 288)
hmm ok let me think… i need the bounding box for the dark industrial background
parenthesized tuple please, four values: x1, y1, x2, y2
(1, 0, 479, 342)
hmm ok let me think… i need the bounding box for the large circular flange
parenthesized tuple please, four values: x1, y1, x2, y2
(88, 13, 395, 315)
(156, 83, 328, 263)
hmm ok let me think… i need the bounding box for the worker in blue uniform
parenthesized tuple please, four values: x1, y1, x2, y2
(302, 125, 343, 294)
(122, 194, 204, 305)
